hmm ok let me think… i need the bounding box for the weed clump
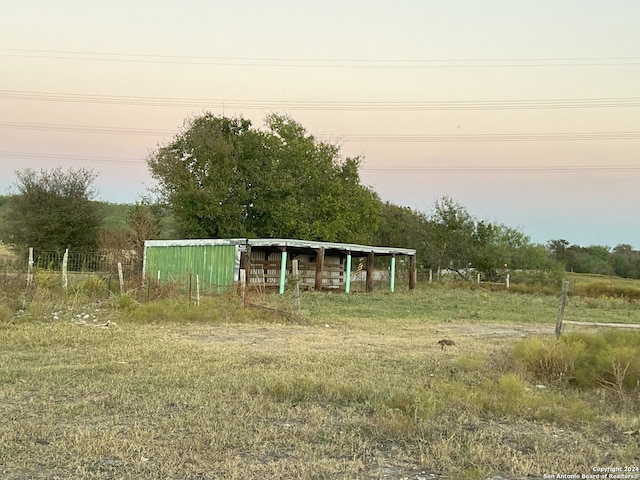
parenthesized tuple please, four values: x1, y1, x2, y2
(513, 331, 640, 397)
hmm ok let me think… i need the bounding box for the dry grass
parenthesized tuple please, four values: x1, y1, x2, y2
(2, 286, 640, 480)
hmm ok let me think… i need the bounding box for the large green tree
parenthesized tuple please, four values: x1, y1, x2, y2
(4, 167, 102, 251)
(147, 113, 381, 243)
(426, 196, 476, 273)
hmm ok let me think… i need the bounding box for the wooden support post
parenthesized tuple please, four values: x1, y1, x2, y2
(240, 242, 252, 281)
(279, 249, 287, 295)
(390, 254, 396, 293)
(345, 252, 352, 293)
(196, 274, 200, 306)
(239, 268, 246, 307)
(315, 247, 325, 292)
(27, 247, 34, 287)
(555, 280, 570, 338)
(409, 254, 417, 290)
(117, 261, 124, 294)
(292, 260, 300, 313)
(366, 252, 374, 293)
(62, 248, 69, 292)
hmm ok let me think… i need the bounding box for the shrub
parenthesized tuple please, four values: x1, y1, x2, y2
(0, 303, 13, 324)
(513, 331, 640, 396)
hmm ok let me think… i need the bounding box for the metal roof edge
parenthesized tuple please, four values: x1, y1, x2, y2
(143, 238, 415, 256)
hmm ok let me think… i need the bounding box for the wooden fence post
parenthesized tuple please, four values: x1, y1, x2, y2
(62, 248, 69, 292)
(240, 268, 247, 307)
(27, 247, 34, 287)
(117, 262, 124, 294)
(555, 280, 570, 338)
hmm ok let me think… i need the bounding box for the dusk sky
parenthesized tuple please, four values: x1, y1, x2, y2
(1, 1, 638, 248)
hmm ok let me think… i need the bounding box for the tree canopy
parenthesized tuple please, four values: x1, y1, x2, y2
(147, 113, 381, 244)
(4, 167, 103, 252)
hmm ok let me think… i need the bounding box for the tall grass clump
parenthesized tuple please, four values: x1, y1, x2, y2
(513, 331, 640, 398)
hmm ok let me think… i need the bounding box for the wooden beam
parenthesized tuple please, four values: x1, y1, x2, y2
(366, 251, 374, 293)
(409, 254, 417, 290)
(315, 247, 325, 291)
(240, 242, 252, 276)
(563, 321, 640, 329)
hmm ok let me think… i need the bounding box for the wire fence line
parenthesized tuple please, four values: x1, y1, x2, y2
(0, 247, 142, 278)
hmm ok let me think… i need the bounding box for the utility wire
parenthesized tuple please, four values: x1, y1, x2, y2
(1, 121, 638, 142)
(1, 89, 639, 111)
(0, 151, 637, 173)
(1, 48, 639, 68)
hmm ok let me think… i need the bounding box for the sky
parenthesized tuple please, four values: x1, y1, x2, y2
(1, 0, 638, 248)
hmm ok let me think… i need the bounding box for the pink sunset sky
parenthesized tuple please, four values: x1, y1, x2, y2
(1, 1, 638, 248)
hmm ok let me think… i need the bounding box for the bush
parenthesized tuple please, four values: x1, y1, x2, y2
(513, 331, 640, 396)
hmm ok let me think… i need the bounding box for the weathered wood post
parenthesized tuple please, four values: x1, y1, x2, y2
(239, 268, 247, 307)
(555, 280, 570, 338)
(62, 248, 69, 292)
(27, 247, 34, 287)
(292, 259, 301, 313)
(117, 261, 124, 294)
(366, 252, 375, 293)
(315, 247, 325, 292)
(409, 254, 417, 290)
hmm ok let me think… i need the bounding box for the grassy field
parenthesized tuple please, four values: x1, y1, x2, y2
(1, 283, 640, 479)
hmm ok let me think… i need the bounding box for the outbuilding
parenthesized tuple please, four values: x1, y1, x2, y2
(143, 238, 417, 294)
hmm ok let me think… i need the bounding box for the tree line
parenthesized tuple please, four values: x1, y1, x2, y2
(0, 112, 638, 280)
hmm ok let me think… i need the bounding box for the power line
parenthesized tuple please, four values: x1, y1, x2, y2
(1, 89, 639, 111)
(0, 121, 175, 136)
(0, 150, 637, 174)
(0, 151, 143, 165)
(362, 165, 640, 173)
(1, 48, 639, 68)
(1, 121, 639, 142)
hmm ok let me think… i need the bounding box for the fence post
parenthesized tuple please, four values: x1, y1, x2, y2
(196, 274, 200, 306)
(62, 248, 69, 292)
(188, 271, 193, 307)
(506, 274, 510, 289)
(555, 281, 570, 338)
(240, 268, 247, 307)
(27, 247, 34, 287)
(117, 262, 124, 294)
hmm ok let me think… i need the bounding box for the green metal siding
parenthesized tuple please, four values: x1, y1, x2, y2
(144, 244, 238, 291)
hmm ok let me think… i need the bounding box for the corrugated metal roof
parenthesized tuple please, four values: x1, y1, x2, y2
(245, 238, 415, 256)
(144, 238, 415, 256)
